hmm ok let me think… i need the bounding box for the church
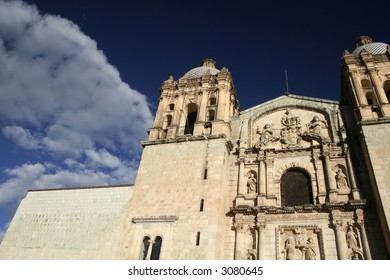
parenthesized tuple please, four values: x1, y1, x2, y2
(1, 36, 389, 260)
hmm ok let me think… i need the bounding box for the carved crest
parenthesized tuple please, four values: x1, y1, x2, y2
(280, 109, 302, 149)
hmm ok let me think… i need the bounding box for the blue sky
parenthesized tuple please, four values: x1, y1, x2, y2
(0, 0, 389, 241)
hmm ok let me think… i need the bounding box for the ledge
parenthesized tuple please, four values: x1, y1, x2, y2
(132, 215, 179, 224)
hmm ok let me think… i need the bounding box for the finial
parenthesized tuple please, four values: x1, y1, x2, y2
(355, 35, 373, 48)
(202, 58, 217, 68)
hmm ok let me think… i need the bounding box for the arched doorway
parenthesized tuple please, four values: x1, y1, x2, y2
(281, 169, 313, 207)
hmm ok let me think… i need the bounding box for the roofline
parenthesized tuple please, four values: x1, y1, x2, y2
(240, 93, 338, 114)
(28, 183, 134, 192)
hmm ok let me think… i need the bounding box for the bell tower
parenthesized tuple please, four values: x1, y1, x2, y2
(148, 59, 239, 140)
(119, 60, 239, 259)
(341, 36, 390, 255)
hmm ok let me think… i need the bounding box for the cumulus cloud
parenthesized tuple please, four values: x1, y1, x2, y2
(2, 125, 40, 150)
(0, 0, 153, 157)
(0, 0, 153, 211)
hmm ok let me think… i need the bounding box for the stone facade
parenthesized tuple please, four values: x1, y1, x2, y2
(0, 37, 390, 259)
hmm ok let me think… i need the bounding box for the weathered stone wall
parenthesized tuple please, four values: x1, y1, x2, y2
(361, 122, 390, 254)
(0, 185, 132, 259)
(118, 137, 231, 259)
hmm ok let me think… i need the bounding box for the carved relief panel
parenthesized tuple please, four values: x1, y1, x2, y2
(252, 109, 331, 150)
(276, 226, 325, 260)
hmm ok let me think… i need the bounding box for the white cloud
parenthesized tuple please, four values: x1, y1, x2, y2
(86, 148, 121, 169)
(2, 125, 40, 150)
(0, 0, 153, 157)
(0, 1, 153, 209)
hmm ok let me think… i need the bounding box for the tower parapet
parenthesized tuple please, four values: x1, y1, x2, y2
(147, 59, 239, 141)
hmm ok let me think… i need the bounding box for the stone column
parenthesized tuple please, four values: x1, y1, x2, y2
(256, 213, 266, 260)
(265, 157, 275, 198)
(344, 146, 361, 200)
(238, 157, 246, 195)
(331, 210, 347, 260)
(333, 221, 347, 260)
(356, 209, 372, 260)
(323, 150, 338, 202)
(258, 153, 266, 197)
(197, 89, 208, 122)
(233, 214, 244, 260)
(313, 148, 326, 204)
(146, 239, 154, 260)
(368, 69, 388, 104)
(349, 72, 367, 105)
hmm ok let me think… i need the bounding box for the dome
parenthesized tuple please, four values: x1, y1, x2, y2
(182, 58, 220, 79)
(184, 66, 221, 79)
(352, 42, 388, 56)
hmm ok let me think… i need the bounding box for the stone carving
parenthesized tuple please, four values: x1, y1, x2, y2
(280, 110, 302, 149)
(335, 168, 349, 189)
(246, 173, 257, 193)
(279, 227, 321, 260)
(346, 223, 359, 249)
(256, 124, 279, 148)
(305, 237, 317, 260)
(306, 115, 328, 141)
(345, 223, 364, 260)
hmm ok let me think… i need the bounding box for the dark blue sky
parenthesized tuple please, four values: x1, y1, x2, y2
(24, 0, 390, 111)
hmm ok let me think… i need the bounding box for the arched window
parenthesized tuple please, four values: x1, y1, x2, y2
(139, 236, 150, 260)
(281, 169, 313, 207)
(162, 115, 172, 130)
(366, 92, 377, 105)
(151, 236, 162, 260)
(184, 103, 198, 135)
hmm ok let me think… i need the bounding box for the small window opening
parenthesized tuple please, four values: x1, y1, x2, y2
(209, 97, 216, 105)
(150, 236, 162, 260)
(200, 199, 204, 212)
(208, 110, 215, 121)
(196, 232, 200, 246)
(204, 168, 208, 179)
(140, 236, 150, 260)
(169, 103, 175, 111)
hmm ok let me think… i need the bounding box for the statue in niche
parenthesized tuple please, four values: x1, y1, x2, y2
(335, 168, 349, 189)
(246, 173, 257, 193)
(280, 109, 302, 149)
(307, 115, 328, 140)
(346, 223, 359, 249)
(256, 124, 279, 148)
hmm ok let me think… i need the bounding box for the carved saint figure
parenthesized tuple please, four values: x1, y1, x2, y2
(281, 109, 301, 128)
(305, 238, 316, 260)
(246, 173, 257, 193)
(284, 237, 302, 260)
(307, 115, 327, 137)
(256, 124, 279, 148)
(335, 168, 348, 189)
(346, 224, 359, 249)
